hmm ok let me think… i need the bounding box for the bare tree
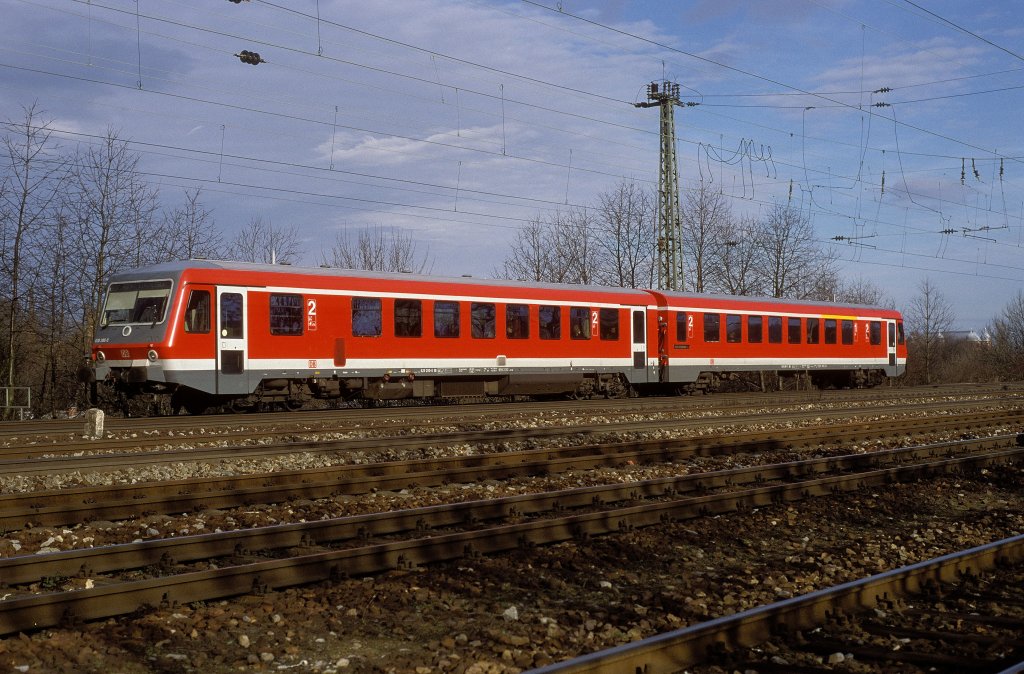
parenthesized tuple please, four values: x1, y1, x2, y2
(550, 208, 595, 284)
(592, 180, 656, 288)
(756, 203, 838, 299)
(681, 181, 730, 292)
(987, 290, 1024, 381)
(153, 188, 221, 261)
(65, 129, 160, 350)
(498, 217, 551, 282)
(0, 104, 66, 412)
(709, 214, 762, 296)
(905, 277, 955, 385)
(228, 216, 302, 264)
(34, 209, 81, 414)
(498, 210, 593, 284)
(833, 276, 894, 308)
(321, 225, 431, 273)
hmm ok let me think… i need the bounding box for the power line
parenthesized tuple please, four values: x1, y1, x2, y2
(898, 0, 1024, 63)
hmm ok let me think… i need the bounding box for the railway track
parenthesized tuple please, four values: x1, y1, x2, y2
(3, 395, 1022, 466)
(2, 408, 1022, 530)
(531, 534, 1024, 674)
(2, 382, 1020, 448)
(0, 434, 1020, 636)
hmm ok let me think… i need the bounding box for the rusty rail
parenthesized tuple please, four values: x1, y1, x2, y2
(0, 443, 1020, 636)
(528, 534, 1024, 674)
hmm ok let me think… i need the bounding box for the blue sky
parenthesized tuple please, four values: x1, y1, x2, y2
(3, 0, 1023, 330)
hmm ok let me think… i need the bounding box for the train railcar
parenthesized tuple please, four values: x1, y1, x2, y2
(87, 260, 657, 413)
(84, 260, 906, 414)
(645, 291, 906, 394)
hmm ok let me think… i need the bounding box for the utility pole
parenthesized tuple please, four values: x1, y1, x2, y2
(636, 81, 684, 291)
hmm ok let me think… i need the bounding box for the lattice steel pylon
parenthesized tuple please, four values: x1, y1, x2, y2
(635, 81, 684, 291)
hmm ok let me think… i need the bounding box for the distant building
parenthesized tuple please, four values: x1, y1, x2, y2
(938, 330, 991, 345)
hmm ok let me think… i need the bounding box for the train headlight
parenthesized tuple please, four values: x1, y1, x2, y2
(147, 349, 158, 362)
(96, 351, 106, 363)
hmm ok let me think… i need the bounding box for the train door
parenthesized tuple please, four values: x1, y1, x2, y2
(217, 288, 248, 394)
(887, 320, 897, 367)
(631, 308, 648, 382)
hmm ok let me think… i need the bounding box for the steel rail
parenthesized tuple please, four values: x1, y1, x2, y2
(2, 412, 1021, 530)
(0, 436, 1020, 588)
(0, 444, 1020, 636)
(528, 534, 1024, 674)
(3, 405, 1022, 473)
(3, 412, 1022, 528)
(4, 382, 1018, 441)
(3, 388, 1022, 457)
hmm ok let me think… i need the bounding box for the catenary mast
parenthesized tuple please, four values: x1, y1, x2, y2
(635, 81, 684, 291)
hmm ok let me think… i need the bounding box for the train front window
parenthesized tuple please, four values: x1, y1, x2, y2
(101, 280, 172, 326)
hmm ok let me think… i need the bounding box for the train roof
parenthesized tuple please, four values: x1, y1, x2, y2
(108, 259, 899, 315)
(108, 259, 651, 298)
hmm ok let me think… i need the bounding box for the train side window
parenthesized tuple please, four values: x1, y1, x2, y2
(270, 293, 303, 336)
(869, 321, 882, 345)
(726, 314, 742, 343)
(824, 319, 837, 344)
(569, 307, 591, 339)
(704, 313, 721, 342)
(434, 301, 460, 338)
(506, 304, 529, 339)
(184, 290, 210, 334)
(768, 316, 782, 343)
(806, 317, 819, 344)
(897, 321, 905, 344)
(471, 302, 496, 338)
(539, 306, 561, 339)
(747, 315, 763, 343)
(788, 317, 801, 344)
(394, 299, 422, 338)
(599, 308, 619, 340)
(676, 312, 688, 342)
(841, 320, 854, 345)
(352, 297, 382, 337)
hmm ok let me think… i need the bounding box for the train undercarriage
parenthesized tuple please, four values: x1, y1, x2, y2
(92, 366, 888, 416)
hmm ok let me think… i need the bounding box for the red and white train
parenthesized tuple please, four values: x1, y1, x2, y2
(84, 260, 907, 413)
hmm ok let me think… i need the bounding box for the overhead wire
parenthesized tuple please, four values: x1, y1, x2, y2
(5, 0, 1023, 289)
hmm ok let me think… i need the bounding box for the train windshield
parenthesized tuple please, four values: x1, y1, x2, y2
(101, 280, 173, 327)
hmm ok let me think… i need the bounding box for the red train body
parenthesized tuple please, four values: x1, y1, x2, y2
(86, 260, 907, 413)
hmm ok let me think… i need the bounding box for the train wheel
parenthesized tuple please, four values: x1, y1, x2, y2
(284, 399, 303, 411)
(604, 376, 631, 400)
(228, 398, 252, 414)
